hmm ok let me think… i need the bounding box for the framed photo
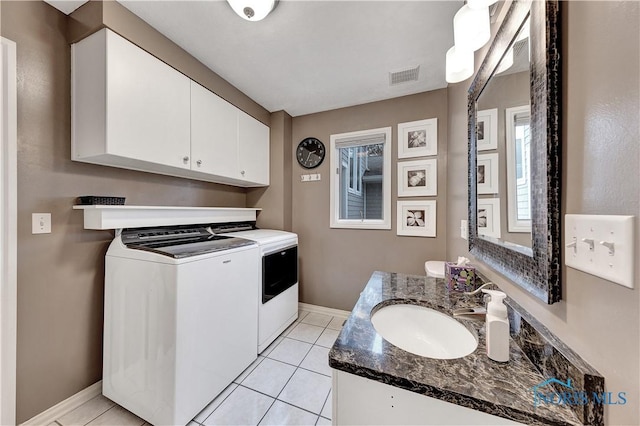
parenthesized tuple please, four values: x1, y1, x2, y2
(477, 153, 499, 195)
(397, 118, 438, 159)
(397, 159, 437, 197)
(476, 108, 498, 151)
(397, 200, 436, 237)
(477, 198, 501, 239)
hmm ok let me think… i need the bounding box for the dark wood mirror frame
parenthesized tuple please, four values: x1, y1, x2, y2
(468, 0, 561, 304)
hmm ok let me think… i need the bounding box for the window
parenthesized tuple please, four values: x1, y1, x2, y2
(506, 106, 532, 233)
(330, 127, 391, 229)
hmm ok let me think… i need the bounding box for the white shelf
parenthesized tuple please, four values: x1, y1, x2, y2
(72, 205, 260, 230)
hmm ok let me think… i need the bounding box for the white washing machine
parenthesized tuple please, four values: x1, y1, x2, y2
(217, 225, 298, 353)
(104, 225, 260, 426)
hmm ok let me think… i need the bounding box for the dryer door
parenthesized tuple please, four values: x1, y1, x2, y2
(262, 245, 298, 303)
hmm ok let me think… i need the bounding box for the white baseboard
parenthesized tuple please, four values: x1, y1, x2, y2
(299, 302, 351, 319)
(21, 381, 102, 426)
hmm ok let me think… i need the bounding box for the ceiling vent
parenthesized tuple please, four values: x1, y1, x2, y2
(389, 65, 420, 86)
(513, 38, 528, 57)
(489, 2, 504, 24)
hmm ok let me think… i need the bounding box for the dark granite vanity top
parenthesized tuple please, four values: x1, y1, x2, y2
(329, 271, 588, 426)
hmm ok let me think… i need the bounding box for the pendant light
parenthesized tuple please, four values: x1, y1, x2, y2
(453, 5, 490, 52)
(445, 45, 474, 83)
(227, 0, 278, 21)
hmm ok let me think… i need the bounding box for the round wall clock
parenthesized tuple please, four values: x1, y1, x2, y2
(296, 137, 325, 169)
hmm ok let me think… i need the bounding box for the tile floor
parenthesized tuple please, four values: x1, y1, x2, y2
(48, 310, 345, 426)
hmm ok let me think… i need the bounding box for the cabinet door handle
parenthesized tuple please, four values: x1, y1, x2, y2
(241, 170, 246, 176)
(196, 160, 202, 167)
(223, 259, 231, 264)
(183, 156, 189, 164)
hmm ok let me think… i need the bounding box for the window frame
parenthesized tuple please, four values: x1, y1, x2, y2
(329, 127, 392, 230)
(505, 105, 532, 233)
(347, 147, 363, 196)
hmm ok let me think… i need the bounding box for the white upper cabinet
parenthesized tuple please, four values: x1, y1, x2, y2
(190, 81, 239, 177)
(107, 31, 191, 169)
(72, 28, 270, 187)
(238, 111, 270, 186)
(72, 29, 190, 170)
(190, 82, 270, 186)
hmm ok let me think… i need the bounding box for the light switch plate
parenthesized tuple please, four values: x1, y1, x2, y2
(565, 214, 635, 289)
(32, 213, 52, 234)
(460, 219, 468, 240)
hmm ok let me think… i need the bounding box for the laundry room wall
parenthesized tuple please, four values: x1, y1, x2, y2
(291, 89, 449, 312)
(1, 1, 249, 422)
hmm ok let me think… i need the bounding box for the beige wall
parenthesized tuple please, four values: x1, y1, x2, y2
(292, 90, 448, 311)
(446, 2, 640, 424)
(1, 1, 247, 422)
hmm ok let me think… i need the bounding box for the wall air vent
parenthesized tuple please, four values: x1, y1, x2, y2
(389, 65, 420, 86)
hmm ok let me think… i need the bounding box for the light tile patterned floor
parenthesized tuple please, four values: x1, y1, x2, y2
(49, 310, 345, 426)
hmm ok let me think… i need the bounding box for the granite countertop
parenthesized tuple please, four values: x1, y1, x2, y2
(328, 271, 582, 426)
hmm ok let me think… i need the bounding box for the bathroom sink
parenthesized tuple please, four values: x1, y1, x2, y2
(371, 304, 477, 359)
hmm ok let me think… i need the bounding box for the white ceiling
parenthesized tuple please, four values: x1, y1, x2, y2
(46, 0, 462, 116)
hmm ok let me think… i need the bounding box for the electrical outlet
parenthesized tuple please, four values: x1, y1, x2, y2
(301, 173, 321, 182)
(32, 213, 52, 234)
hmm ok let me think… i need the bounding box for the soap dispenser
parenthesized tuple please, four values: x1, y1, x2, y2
(482, 289, 510, 362)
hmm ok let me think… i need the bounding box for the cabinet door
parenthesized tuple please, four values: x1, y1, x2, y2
(190, 82, 239, 178)
(106, 31, 191, 169)
(238, 111, 270, 185)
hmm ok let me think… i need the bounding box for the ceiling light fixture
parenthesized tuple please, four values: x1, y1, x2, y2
(453, 5, 490, 52)
(445, 46, 474, 84)
(445, 3, 492, 84)
(227, 0, 278, 22)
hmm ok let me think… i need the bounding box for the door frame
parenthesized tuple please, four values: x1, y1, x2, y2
(1, 36, 18, 426)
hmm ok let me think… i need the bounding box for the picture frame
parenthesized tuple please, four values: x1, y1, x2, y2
(397, 159, 437, 197)
(397, 118, 438, 159)
(396, 200, 436, 237)
(477, 153, 499, 195)
(477, 198, 501, 239)
(476, 108, 498, 151)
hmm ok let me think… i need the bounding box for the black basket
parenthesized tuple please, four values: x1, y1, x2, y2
(77, 196, 126, 205)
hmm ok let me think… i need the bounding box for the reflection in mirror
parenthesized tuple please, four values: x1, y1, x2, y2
(475, 16, 532, 251)
(468, 0, 561, 304)
(506, 105, 531, 234)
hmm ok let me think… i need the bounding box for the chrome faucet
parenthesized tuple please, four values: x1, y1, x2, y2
(452, 282, 497, 318)
(462, 282, 496, 296)
(453, 306, 487, 317)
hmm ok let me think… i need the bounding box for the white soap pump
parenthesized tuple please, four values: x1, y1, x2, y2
(482, 289, 510, 362)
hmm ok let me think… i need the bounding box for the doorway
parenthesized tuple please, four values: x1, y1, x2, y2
(1, 36, 17, 426)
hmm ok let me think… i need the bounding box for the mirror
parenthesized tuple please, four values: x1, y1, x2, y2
(476, 17, 532, 249)
(468, 0, 561, 304)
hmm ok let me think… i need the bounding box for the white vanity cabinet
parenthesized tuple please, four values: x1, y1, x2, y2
(333, 370, 524, 425)
(190, 82, 270, 186)
(72, 28, 269, 187)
